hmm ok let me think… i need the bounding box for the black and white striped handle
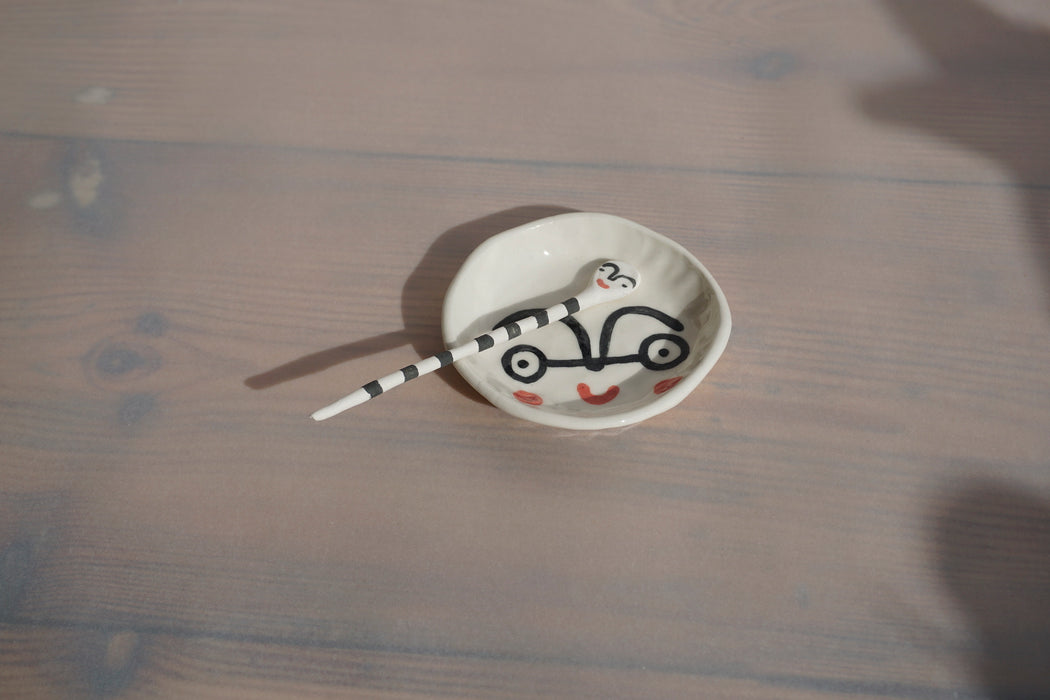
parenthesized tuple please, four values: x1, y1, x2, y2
(310, 297, 583, 421)
(310, 260, 638, 421)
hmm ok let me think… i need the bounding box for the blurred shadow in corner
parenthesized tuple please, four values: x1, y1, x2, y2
(861, 0, 1050, 312)
(931, 478, 1050, 699)
(246, 205, 577, 396)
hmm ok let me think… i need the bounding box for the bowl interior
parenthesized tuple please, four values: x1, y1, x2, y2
(442, 213, 730, 429)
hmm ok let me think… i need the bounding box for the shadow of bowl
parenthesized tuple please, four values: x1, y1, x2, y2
(400, 205, 581, 402)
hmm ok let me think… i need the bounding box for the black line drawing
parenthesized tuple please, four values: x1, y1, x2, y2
(494, 305, 690, 384)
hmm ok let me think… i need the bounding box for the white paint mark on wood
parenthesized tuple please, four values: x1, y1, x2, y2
(102, 630, 140, 671)
(27, 190, 63, 210)
(75, 86, 113, 105)
(69, 156, 103, 207)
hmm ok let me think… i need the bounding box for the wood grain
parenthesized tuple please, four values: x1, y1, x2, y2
(2, 0, 1050, 697)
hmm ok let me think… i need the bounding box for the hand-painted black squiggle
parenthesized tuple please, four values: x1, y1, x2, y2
(598, 262, 637, 289)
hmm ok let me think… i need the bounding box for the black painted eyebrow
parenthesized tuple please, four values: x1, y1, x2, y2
(602, 263, 636, 288)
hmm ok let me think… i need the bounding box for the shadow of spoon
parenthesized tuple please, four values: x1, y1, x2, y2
(244, 205, 580, 400)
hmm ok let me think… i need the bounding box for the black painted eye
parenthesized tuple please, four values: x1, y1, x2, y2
(638, 334, 689, 370)
(645, 339, 682, 365)
(501, 345, 548, 383)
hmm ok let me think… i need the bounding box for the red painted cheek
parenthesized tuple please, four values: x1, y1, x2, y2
(596, 279, 609, 289)
(654, 376, 683, 394)
(513, 390, 543, 405)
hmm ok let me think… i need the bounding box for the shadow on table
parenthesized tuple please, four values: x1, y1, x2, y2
(860, 0, 1050, 313)
(929, 477, 1050, 698)
(245, 205, 578, 400)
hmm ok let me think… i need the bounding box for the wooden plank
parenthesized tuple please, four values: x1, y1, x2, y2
(2, 132, 1049, 696)
(1, 623, 948, 699)
(1, 0, 1047, 181)
(4, 1, 1050, 696)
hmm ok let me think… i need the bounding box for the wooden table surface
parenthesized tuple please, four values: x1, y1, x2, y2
(3, 1, 1049, 697)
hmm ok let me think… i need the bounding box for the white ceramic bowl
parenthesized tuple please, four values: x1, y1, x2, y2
(442, 212, 730, 429)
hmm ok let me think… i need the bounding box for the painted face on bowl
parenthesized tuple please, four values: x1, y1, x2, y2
(493, 303, 689, 408)
(442, 212, 731, 429)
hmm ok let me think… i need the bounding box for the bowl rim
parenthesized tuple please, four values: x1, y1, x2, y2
(442, 212, 731, 429)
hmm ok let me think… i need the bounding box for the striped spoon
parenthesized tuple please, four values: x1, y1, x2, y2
(311, 260, 639, 421)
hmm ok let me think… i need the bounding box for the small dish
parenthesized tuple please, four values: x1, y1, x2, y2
(442, 212, 731, 429)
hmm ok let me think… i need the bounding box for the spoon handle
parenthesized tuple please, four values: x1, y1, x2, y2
(310, 296, 582, 421)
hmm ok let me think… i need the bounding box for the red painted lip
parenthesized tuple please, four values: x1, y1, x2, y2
(513, 390, 543, 405)
(577, 383, 619, 405)
(654, 376, 684, 394)
(596, 279, 609, 289)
